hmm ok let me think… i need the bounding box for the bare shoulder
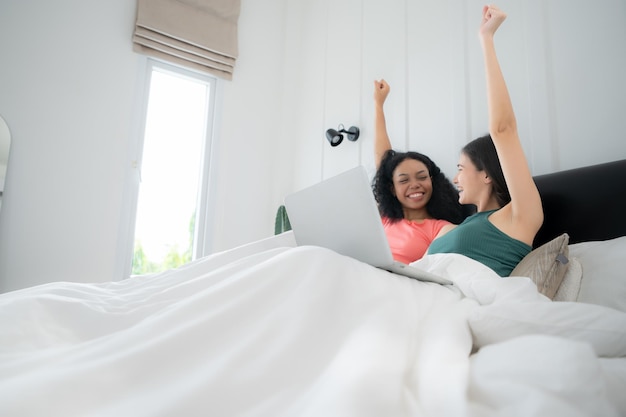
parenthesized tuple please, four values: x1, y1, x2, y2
(436, 223, 457, 239)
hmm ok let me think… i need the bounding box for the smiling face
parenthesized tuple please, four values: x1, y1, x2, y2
(453, 152, 489, 206)
(391, 158, 432, 217)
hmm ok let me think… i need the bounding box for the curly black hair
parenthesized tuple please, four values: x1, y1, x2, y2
(462, 134, 510, 207)
(372, 150, 469, 224)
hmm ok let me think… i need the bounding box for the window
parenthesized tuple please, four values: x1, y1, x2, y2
(131, 60, 217, 275)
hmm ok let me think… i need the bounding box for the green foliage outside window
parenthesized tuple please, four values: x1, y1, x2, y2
(131, 212, 195, 276)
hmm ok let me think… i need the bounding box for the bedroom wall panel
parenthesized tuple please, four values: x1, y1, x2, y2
(543, 0, 626, 172)
(284, 0, 626, 206)
(518, 0, 561, 175)
(321, 0, 364, 180)
(288, 0, 626, 184)
(281, 0, 328, 192)
(450, 0, 542, 179)
(359, 0, 408, 178)
(406, 0, 472, 181)
(206, 0, 289, 253)
(496, 0, 626, 176)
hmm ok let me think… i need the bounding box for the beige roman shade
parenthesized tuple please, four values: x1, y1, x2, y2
(133, 0, 241, 80)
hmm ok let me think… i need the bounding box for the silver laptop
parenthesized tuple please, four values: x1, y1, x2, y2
(284, 166, 453, 285)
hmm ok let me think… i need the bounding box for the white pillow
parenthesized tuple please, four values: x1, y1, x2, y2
(468, 300, 626, 357)
(569, 236, 626, 313)
(553, 257, 583, 302)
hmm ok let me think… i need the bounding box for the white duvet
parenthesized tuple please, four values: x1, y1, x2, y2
(1, 244, 625, 417)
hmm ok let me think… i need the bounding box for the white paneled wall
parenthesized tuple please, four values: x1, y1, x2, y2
(213, 0, 626, 256)
(406, 0, 473, 180)
(285, 0, 626, 191)
(282, 0, 329, 188)
(361, 0, 408, 175)
(322, 0, 364, 179)
(546, 0, 626, 169)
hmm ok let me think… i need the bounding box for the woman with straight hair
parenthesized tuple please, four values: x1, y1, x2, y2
(428, 4, 544, 276)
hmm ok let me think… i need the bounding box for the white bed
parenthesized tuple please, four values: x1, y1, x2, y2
(1, 160, 625, 417)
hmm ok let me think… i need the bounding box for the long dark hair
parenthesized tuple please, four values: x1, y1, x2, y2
(462, 134, 510, 207)
(372, 150, 467, 224)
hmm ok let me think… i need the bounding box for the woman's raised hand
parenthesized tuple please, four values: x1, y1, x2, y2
(479, 4, 507, 38)
(373, 79, 390, 107)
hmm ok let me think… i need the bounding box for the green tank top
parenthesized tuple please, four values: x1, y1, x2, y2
(427, 210, 531, 276)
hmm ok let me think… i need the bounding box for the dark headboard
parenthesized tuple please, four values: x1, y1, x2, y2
(532, 159, 626, 248)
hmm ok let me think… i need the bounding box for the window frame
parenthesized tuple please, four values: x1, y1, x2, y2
(120, 58, 221, 278)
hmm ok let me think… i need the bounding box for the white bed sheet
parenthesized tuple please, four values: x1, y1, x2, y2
(0, 237, 624, 417)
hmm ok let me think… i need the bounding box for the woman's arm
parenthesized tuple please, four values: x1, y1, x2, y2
(480, 5, 543, 244)
(373, 79, 392, 170)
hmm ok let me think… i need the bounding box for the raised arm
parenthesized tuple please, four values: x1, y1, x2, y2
(479, 5, 543, 244)
(373, 79, 392, 169)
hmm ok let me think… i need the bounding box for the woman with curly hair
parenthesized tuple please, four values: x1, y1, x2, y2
(373, 79, 468, 264)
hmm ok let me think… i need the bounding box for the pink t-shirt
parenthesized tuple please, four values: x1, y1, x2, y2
(382, 217, 451, 264)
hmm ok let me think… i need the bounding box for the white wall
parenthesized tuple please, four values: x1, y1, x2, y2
(207, 0, 291, 254)
(0, 0, 290, 291)
(282, 0, 626, 191)
(0, 0, 142, 291)
(1, 0, 625, 292)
